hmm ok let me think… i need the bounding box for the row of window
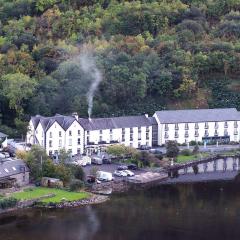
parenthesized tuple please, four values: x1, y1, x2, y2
(164, 122, 238, 131)
(49, 130, 81, 138)
(164, 129, 238, 139)
(49, 148, 81, 156)
(49, 138, 81, 148)
(86, 127, 150, 136)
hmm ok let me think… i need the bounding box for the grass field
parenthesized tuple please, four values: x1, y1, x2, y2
(11, 187, 89, 203)
(176, 153, 210, 163)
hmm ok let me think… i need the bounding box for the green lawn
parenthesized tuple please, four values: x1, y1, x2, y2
(176, 153, 210, 163)
(11, 187, 89, 203)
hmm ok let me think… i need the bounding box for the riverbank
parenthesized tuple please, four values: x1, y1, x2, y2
(0, 187, 109, 214)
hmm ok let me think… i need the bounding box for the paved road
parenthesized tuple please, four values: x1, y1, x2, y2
(82, 163, 144, 179)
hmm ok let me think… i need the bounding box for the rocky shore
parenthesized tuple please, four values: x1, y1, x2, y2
(40, 194, 109, 209)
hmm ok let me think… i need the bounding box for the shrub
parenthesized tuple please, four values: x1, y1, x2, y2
(192, 145, 199, 154)
(189, 140, 197, 146)
(69, 179, 84, 192)
(68, 165, 85, 181)
(0, 197, 18, 209)
(181, 149, 192, 156)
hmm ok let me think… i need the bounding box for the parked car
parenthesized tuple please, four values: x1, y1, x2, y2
(149, 149, 163, 154)
(139, 145, 151, 150)
(96, 171, 114, 181)
(91, 156, 103, 165)
(87, 175, 96, 183)
(123, 170, 134, 177)
(114, 170, 128, 177)
(127, 164, 138, 170)
(103, 158, 111, 164)
(117, 165, 128, 170)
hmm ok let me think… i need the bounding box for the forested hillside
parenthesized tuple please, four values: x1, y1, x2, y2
(1, 0, 240, 136)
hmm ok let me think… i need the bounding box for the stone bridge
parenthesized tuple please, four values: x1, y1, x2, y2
(165, 154, 240, 178)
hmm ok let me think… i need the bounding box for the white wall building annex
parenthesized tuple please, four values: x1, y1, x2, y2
(153, 108, 240, 145)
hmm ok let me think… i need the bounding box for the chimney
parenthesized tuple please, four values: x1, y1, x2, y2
(72, 112, 78, 120)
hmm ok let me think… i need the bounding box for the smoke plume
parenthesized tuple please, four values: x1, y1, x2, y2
(79, 50, 102, 119)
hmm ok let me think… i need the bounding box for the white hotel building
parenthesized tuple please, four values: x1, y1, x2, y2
(153, 108, 240, 145)
(27, 113, 152, 156)
(27, 108, 240, 155)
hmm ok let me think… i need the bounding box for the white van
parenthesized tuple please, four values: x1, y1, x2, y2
(96, 171, 114, 182)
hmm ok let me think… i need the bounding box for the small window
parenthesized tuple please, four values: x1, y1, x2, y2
(69, 131, 72, 136)
(59, 131, 62, 137)
(77, 148, 81, 154)
(69, 139, 72, 146)
(100, 130, 103, 134)
(49, 132, 52, 138)
(59, 139, 62, 147)
(78, 130, 81, 135)
(49, 140, 52, 147)
(77, 138, 81, 145)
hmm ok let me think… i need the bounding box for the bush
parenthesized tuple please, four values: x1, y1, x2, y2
(69, 179, 84, 192)
(189, 140, 197, 146)
(68, 165, 85, 181)
(0, 197, 18, 209)
(180, 149, 192, 156)
(192, 145, 199, 154)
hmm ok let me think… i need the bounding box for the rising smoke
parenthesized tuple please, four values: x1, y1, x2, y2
(79, 50, 102, 119)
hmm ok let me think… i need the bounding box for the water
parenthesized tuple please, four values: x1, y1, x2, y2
(1, 180, 240, 240)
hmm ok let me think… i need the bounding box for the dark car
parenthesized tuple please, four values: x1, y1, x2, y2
(103, 158, 111, 164)
(139, 145, 151, 150)
(128, 164, 138, 170)
(87, 175, 96, 183)
(117, 165, 128, 170)
(149, 149, 163, 155)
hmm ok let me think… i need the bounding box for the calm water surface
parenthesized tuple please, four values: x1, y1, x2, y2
(1, 181, 240, 240)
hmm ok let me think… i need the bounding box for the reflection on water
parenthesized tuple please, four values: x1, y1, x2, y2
(1, 180, 240, 240)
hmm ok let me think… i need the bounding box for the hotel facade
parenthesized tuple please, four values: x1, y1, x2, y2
(27, 108, 240, 155)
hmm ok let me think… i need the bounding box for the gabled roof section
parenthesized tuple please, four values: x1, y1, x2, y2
(79, 115, 151, 131)
(31, 114, 76, 132)
(155, 108, 240, 124)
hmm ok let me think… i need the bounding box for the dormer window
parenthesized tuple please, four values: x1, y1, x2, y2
(195, 123, 199, 129)
(164, 124, 169, 131)
(224, 122, 228, 128)
(214, 122, 218, 129)
(234, 121, 238, 128)
(185, 123, 189, 130)
(204, 122, 209, 129)
(100, 130, 102, 134)
(175, 124, 179, 130)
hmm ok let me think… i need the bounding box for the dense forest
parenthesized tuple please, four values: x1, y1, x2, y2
(1, 0, 240, 137)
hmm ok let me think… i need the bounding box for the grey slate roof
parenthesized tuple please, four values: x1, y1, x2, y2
(0, 132, 8, 138)
(31, 114, 76, 132)
(155, 108, 240, 124)
(0, 159, 29, 179)
(78, 115, 152, 131)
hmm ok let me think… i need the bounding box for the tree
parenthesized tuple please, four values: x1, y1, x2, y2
(0, 73, 37, 116)
(166, 141, 179, 159)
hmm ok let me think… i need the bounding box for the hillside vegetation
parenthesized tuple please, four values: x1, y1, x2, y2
(1, 0, 240, 136)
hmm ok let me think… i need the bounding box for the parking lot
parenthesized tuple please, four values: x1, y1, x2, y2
(82, 163, 145, 180)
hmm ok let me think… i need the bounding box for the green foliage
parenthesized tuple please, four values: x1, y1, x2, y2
(69, 179, 84, 191)
(0, 197, 18, 209)
(166, 141, 180, 158)
(180, 149, 192, 156)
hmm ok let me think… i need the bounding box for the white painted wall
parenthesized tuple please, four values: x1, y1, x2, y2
(157, 120, 240, 145)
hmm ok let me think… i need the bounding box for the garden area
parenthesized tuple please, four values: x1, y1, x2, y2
(10, 187, 89, 204)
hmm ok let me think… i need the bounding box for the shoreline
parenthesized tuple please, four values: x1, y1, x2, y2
(0, 193, 109, 215)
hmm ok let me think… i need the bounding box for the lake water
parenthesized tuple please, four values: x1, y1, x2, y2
(1, 180, 240, 240)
